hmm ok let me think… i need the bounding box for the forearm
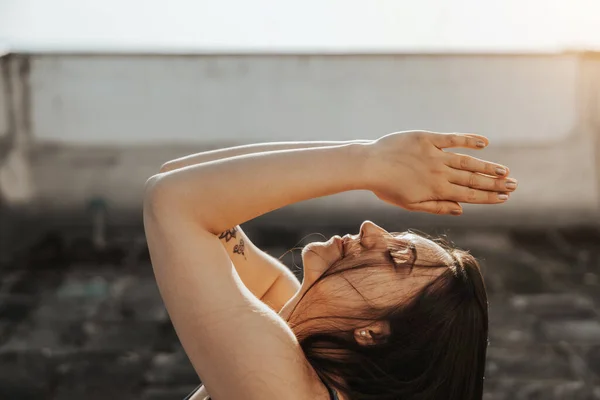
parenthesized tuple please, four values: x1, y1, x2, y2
(160, 143, 331, 310)
(217, 224, 300, 311)
(148, 143, 371, 234)
(160, 140, 370, 172)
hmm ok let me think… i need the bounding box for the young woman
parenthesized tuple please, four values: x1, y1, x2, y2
(144, 131, 517, 400)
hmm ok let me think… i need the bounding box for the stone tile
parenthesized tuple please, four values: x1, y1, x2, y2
(31, 273, 113, 322)
(584, 345, 600, 379)
(557, 227, 600, 251)
(140, 385, 199, 400)
(1, 270, 64, 299)
(0, 271, 28, 297)
(486, 345, 574, 380)
(52, 351, 148, 400)
(153, 321, 182, 353)
(484, 378, 595, 400)
(510, 293, 597, 319)
(0, 295, 38, 326)
(478, 253, 552, 294)
(3, 226, 600, 398)
(144, 350, 198, 386)
(0, 351, 55, 400)
(114, 275, 169, 322)
(0, 319, 87, 351)
(91, 274, 167, 322)
(83, 321, 159, 351)
(483, 392, 509, 400)
(488, 300, 538, 345)
(541, 320, 600, 344)
(33, 297, 106, 322)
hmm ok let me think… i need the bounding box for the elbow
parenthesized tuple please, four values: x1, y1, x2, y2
(143, 174, 171, 215)
(143, 174, 210, 228)
(143, 174, 214, 232)
(144, 173, 186, 224)
(159, 161, 177, 173)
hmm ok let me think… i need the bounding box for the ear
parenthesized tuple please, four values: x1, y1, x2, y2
(353, 321, 391, 346)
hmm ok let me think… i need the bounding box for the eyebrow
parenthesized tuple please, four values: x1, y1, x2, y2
(388, 239, 418, 273)
(392, 232, 419, 250)
(392, 233, 453, 270)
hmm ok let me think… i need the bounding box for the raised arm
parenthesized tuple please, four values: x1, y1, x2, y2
(159, 140, 371, 312)
(159, 140, 370, 173)
(148, 142, 370, 233)
(144, 143, 370, 399)
(149, 131, 513, 231)
(143, 131, 516, 399)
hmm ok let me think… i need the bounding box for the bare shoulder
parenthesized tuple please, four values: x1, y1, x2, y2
(143, 200, 322, 399)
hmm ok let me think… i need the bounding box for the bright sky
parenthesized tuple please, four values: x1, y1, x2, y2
(1, 0, 599, 53)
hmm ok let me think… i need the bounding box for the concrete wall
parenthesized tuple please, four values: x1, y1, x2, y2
(10, 53, 600, 226)
(582, 55, 600, 209)
(0, 55, 8, 142)
(0, 55, 35, 205)
(31, 55, 578, 145)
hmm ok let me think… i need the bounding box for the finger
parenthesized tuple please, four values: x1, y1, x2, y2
(410, 201, 464, 216)
(446, 184, 510, 204)
(429, 133, 490, 150)
(445, 153, 510, 177)
(448, 170, 518, 192)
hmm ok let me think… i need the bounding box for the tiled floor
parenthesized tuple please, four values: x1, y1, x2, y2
(0, 226, 599, 399)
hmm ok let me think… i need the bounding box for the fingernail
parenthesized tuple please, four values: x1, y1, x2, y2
(496, 167, 507, 176)
(498, 193, 509, 201)
(476, 140, 486, 148)
(505, 180, 518, 189)
(451, 209, 462, 216)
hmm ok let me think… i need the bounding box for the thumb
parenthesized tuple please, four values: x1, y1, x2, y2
(410, 201, 463, 216)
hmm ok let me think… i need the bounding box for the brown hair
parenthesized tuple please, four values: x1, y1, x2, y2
(287, 233, 489, 400)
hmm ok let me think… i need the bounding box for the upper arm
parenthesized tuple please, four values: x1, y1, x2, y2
(143, 190, 315, 399)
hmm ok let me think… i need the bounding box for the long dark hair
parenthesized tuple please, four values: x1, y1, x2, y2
(287, 233, 489, 400)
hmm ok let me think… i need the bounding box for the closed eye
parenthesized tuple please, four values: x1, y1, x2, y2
(390, 243, 417, 273)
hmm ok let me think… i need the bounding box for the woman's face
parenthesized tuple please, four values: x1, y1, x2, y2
(281, 221, 454, 331)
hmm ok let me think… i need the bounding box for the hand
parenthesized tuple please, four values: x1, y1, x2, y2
(366, 131, 517, 215)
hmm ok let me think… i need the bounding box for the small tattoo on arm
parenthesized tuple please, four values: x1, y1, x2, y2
(219, 227, 238, 242)
(233, 239, 246, 258)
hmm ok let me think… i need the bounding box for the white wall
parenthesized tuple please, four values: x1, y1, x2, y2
(30, 55, 578, 145)
(0, 55, 36, 205)
(0, 55, 8, 141)
(20, 54, 600, 224)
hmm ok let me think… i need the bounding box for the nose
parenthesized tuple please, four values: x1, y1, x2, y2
(359, 220, 386, 236)
(359, 220, 389, 248)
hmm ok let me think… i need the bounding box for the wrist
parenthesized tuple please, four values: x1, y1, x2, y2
(331, 142, 372, 192)
(350, 141, 379, 192)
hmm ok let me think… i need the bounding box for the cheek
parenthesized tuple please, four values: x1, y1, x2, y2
(297, 277, 367, 322)
(315, 272, 378, 310)
(343, 269, 424, 308)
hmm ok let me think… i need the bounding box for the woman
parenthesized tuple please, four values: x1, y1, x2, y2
(144, 131, 517, 400)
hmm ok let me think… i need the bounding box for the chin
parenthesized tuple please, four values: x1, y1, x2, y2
(301, 242, 323, 259)
(302, 241, 341, 279)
